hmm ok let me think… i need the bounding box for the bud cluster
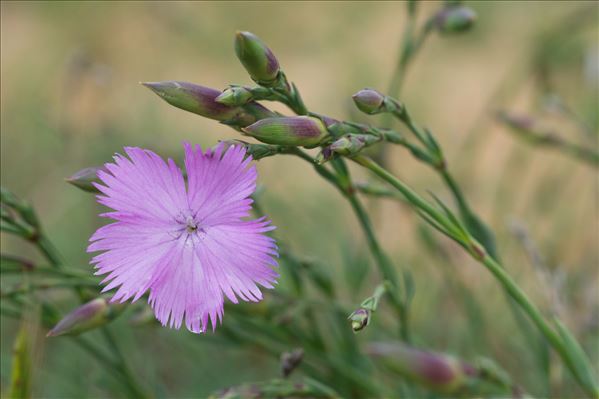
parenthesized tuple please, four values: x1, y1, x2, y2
(316, 133, 381, 164)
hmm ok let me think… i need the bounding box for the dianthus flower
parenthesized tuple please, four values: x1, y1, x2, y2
(88, 143, 278, 333)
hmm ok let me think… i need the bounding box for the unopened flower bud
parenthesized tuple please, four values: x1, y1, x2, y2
(352, 88, 385, 115)
(47, 298, 124, 337)
(143, 81, 240, 121)
(315, 146, 335, 165)
(434, 5, 477, 34)
(329, 134, 380, 156)
(66, 166, 105, 193)
(235, 31, 280, 86)
(367, 342, 475, 393)
(348, 308, 370, 332)
(143, 81, 275, 127)
(243, 116, 329, 148)
(220, 140, 282, 160)
(280, 348, 304, 377)
(215, 86, 254, 106)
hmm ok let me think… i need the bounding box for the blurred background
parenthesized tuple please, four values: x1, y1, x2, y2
(1, 1, 597, 398)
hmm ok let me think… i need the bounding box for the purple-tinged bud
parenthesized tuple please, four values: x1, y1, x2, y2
(242, 116, 329, 148)
(315, 146, 335, 165)
(348, 308, 370, 332)
(496, 110, 535, 131)
(329, 134, 380, 156)
(215, 86, 254, 106)
(367, 342, 474, 393)
(235, 31, 280, 86)
(46, 298, 124, 337)
(143, 81, 275, 127)
(280, 348, 304, 377)
(65, 166, 106, 193)
(143, 81, 240, 121)
(352, 88, 386, 115)
(434, 5, 477, 34)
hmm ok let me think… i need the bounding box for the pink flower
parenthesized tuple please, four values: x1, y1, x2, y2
(88, 143, 278, 333)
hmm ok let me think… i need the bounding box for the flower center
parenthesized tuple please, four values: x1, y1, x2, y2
(185, 215, 199, 233)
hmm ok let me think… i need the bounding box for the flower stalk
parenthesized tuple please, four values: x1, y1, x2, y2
(352, 155, 599, 397)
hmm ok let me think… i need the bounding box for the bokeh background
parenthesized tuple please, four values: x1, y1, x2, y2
(1, 1, 597, 398)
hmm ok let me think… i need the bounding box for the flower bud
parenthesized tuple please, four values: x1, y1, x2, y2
(66, 166, 105, 193)
(329, 134, 380, 156)
(315, 146, 335, 165)
(434, 5, 477, 34)
(220, 140, 282, 160)
(352, 88, 386, 115)
(143, 81, 240, 121)
(46, 298, 124, 337)
(280, 348, 304, 377)
(215, 86, 254, 106)
(143, 81, 275, 127)
(348, 308, 370, 332)
(367, 342, 475, 393)
(242, 116, 329, 148)
(235, 31, 280, 86)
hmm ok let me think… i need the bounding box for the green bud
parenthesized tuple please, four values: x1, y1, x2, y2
(215, 86, 254, 106)
(242, 116, 329, 148)
(434, 5, 477, 34)
(46, 298, 124, 337)
(66, 166, 105, 193)
(142, 81, 275, 127)
(352, 89, 403, 115)
(235, 31, 280, 86)
(329, 134, 380, 156)
(219, 140, 283, 160)
(352, 88, 385, 114)
(348, 308, 370, 332)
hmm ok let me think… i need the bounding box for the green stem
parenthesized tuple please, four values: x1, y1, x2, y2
(101, 329, 149, 399)
(74, 338, 147, 398)
(353, 155, 599, 397)
(440, 169, 470, 217)
(387, 1, 432, 98)
(35, 236, 63, 268)
(284, 150, 411, 342)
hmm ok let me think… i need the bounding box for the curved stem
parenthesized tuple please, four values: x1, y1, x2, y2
(352, 155, 599, 397)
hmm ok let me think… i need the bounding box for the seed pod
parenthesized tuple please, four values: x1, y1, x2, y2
(434, 5, 477, 34)
(235, 31, 280, 86)
(243, 116, 329, 148)
(215, 86, 254, 106)
(47, 298, 124, 337)
(66, 166, 105, 193)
